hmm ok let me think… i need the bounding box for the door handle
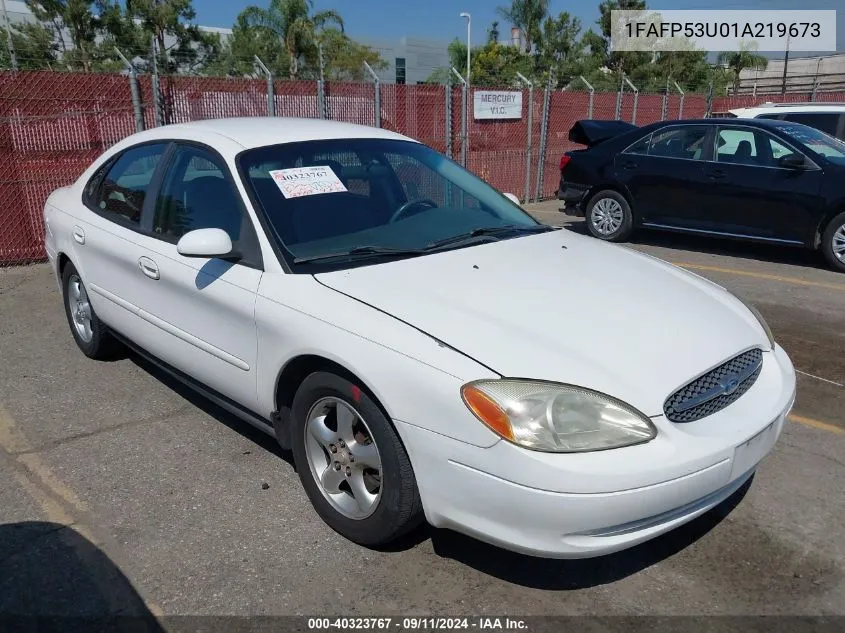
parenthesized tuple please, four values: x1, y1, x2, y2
(622, 161, 638, 170)
(72, 226, 85, 245)
(708, 168, 727, 180)
(138, 256, 160, 280)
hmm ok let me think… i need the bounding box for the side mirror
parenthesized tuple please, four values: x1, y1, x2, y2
(778, 154, 808, 170)
(176, 228, 234, 258)
(503, 192, 522, 206)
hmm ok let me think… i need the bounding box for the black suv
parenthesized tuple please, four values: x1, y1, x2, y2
(558, 118, 845, 272)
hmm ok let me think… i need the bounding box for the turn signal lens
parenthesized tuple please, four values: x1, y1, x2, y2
(461, 385, 514, 441)
(560, 155, 571, 171)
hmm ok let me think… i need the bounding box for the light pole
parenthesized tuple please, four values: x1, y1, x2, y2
(459, 12, 471, 85)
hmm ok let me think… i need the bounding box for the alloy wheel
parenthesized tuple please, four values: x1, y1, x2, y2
(304, 396, 383, 520)
(67, 274, 93, 343)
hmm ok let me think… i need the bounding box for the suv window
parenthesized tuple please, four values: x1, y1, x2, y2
(781, 112, 841, 139)
(648, 126, 709, 160)
(91, 143, 167, 225)
(153, 145, 261, 266)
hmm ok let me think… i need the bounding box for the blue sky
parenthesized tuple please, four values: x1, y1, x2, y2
(191, 0, 843, 51)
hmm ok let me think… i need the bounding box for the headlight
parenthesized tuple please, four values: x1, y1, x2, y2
(735, 295, 775, 350)
(461, 380, 656, 453)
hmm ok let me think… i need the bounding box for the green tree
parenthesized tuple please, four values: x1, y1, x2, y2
(239, 0, 343, 79)
(202, 13, 289, 77)
(0, 22, 58, 70)
(487, 20, 500, 44)
(24, 0, 105, 71)
(315, 28, 385, 81)
(717, 44, 768, 94)
(497, 0, 549, 53)
(127, 0, 219, 73)
(536, 11, 583, 86)
(471, 41, 533, 86)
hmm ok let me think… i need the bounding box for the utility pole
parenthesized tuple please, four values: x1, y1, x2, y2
(1, 0, 17, 71)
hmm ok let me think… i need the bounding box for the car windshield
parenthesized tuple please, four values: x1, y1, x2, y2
(238, 138, 544, 270)
(777, 123, 845, 164)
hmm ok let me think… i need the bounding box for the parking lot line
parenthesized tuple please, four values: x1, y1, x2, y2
(795, 369, 844, 388)
(672, 262, 845, 292)
(789, 414, 845, 436)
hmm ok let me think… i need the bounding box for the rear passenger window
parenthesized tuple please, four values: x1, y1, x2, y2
(648, 127, 709, 160)
(624, 134, 651, 155)
(91, 144, 168, 225)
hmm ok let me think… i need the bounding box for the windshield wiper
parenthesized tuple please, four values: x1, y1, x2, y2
(425, 224, 554, 250)
(293, 245, 426, 264)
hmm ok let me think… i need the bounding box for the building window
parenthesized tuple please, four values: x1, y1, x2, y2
(395, 58, 406, 85)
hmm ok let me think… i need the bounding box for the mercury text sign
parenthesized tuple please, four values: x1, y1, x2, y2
(473, 91, 523, 120)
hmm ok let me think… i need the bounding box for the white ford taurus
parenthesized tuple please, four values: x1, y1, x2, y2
(44, 118, 796, 558)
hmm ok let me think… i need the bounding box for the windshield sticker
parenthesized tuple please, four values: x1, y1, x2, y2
(269, 166, 348, 199)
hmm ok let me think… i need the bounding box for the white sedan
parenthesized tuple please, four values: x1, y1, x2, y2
(44, 118, 796, 558)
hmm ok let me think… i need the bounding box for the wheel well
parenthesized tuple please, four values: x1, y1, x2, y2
(274, 355, 387, 420)
(814, 207, 845, 249)
(57, 253, 70, 279)
(587, 184, 634, 214)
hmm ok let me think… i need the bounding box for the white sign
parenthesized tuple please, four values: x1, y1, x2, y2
(269, 166, 348, 199)
(473, 91, 523, 120)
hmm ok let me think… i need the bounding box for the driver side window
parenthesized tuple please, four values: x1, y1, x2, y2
(89, 143, 167, 226)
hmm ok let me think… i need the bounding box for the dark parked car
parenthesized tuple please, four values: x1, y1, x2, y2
(558, 118, 845, 272)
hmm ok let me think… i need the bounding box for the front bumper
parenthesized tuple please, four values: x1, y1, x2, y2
(398, 345, 795, 558)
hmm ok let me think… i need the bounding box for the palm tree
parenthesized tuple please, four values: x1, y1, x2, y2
(497, 0, 549, 53)
(240, 0, 343, 79)
(717, 45, 769, 94)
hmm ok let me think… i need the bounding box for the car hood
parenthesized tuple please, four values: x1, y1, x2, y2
(315, 231, 769, 416)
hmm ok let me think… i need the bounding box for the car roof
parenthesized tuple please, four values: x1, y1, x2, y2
(639, 118, 789, 131)
(730, 103, 845, 116)
(122, 117, 417, 150)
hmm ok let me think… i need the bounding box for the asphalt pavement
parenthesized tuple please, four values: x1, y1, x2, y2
(0, 207, 843, 622)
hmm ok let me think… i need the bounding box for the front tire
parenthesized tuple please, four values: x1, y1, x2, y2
(821, 211, 845, 273)
(290, 371, 423, 546)
(61, 262, 121, 360)
(585, 190, 634, 242)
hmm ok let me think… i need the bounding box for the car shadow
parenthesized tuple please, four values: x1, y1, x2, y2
(0, 521, 165, 630)
(561, 218, 826, 270)
(127, 353, 295, 470)
(424, 475, 753, 590)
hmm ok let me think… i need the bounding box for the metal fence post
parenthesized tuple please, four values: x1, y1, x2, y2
(661, 79, 669, 121)
(534, 75, 551, 202)
(445, 81, 453, 159)
(615, 74, 624, 120)
(811, 79, 820, 102)
(363, 61, 380, 128)
(451, 68, 468, 167)
(624, 75, 639, 124)
(116, 48, 144, 133)
(577, 76, 594, 118)
(516, 72, 533, 205)
(150, 38, 163, 127)
(705, 80, 714, 117)
(2, 0, 17, 71)
(673, 80, 685, 119)
(254, 56, 275, 116)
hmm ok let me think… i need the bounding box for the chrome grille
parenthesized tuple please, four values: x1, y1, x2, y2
(664, 349, 763, 423)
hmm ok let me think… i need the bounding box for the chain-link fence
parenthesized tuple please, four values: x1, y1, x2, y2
(3, 68, 845, 267)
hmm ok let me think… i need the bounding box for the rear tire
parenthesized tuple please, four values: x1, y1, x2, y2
(61, 262, 121, 360)
(290, 371, 423, 546)
(820, 211, 845, 273)
(585, 190, 633, 242)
